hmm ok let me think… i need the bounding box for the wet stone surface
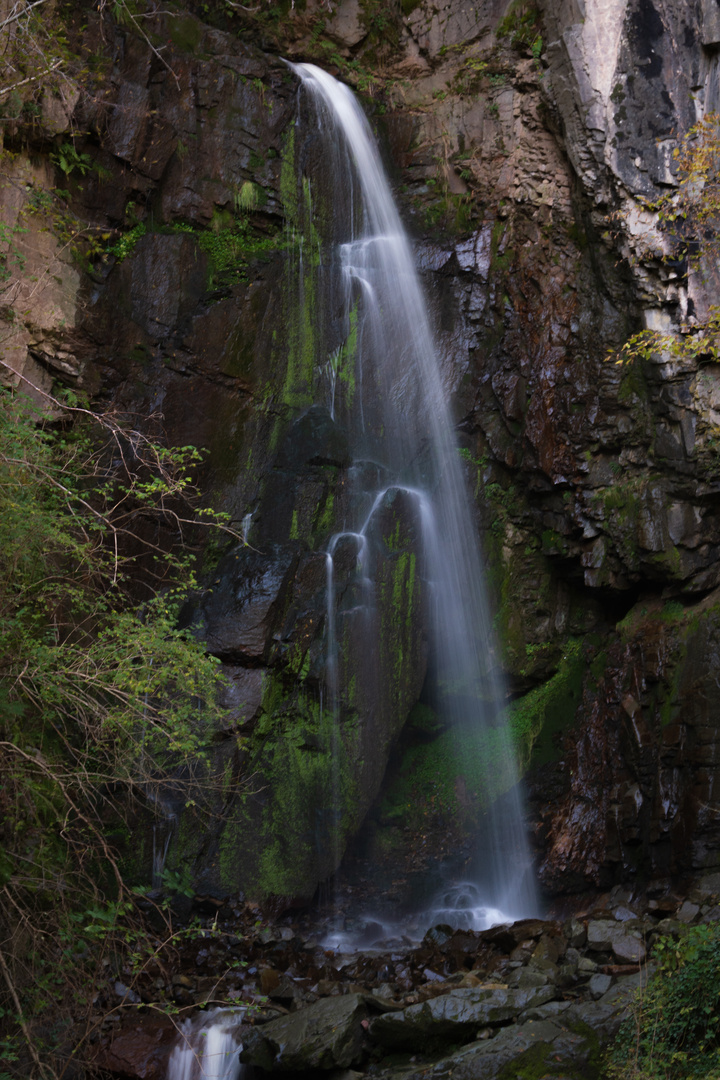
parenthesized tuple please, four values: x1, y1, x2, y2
(93, 879, 720, 1079)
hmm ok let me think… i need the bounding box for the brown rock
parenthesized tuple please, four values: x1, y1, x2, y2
(95, 1016, 177, 1079)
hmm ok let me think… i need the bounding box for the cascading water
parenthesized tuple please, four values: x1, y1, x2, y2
(166, 1009, 247, 1080)
(291, 63, 538, 929)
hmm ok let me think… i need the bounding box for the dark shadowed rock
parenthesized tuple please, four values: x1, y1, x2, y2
(276, 405, 351, 471)
(240, 992, 370, 1071)
(94, 1015, 177, 1079)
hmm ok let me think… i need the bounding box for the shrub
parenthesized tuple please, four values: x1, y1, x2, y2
(609, 921, 720, 1079)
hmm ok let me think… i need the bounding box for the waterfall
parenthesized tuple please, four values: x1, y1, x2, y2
(166, 1009, 246, 1080)
(290, 63, 538, 924)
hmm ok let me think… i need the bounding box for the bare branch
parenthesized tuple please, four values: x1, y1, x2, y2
(0, 57, 62, 96)
(0, 0, 50, 33)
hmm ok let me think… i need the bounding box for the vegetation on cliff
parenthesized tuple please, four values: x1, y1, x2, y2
(0, 378, 237, 1077)
(612, 114, 720, 369)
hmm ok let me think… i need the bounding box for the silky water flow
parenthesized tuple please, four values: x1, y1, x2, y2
(291, 63, 539, 935)
(166, 63, 538, 1077)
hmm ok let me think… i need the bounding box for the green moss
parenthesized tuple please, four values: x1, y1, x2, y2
(496, 1042, 552, 1080)
(490, 218, 514, 274)
(380, 721, 518, 831)
(589, 649, 608, 684)
(506, 638, 584, 770)
(337, 304, 359, 408)
(618, 364, 649, 404)
(289, 509, 299, 540)
(279, 127, 297, 224)
(167, 13, 203, 53)
(217, 671, 362, 897)
(315, 490, 334, 536)
(406, 701, 443, 735)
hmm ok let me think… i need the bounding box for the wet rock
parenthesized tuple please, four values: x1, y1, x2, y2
(200, 544, 297, 662)
(95, 1015, 177, 1079)
(588, 973, 614, 1000)
(677, 900, 700, 923)
(611, 936, 646, 964)
(240, 992, 372, 1071)
(564, 918, 587, 948)
(369, 985, 556, 1050)
(424, 924, 454, 948)
(276, 405, 351, 471)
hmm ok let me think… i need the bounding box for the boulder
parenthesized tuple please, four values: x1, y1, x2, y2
(369, 985, 556, 1050)
(240, 993, 371, 1071)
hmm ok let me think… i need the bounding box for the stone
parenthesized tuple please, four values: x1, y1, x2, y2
(325, 0, 366, 47)
(508, 968, 549, 990)
(676, 900, 700, 923)
(587, 919, 642, 954)
(199, 544, 297, 661)
(95, 1016, 177, 1079)
(564, 917, 587, 948)
(588, 973, 614, 1000)
(369, 985, 557, 1049)
(240, 993, 371, 1071)
(611, 936, 646, 964)
(276, 405, 351, 471)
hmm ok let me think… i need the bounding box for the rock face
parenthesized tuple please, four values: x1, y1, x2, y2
(7, 0, 720, 903)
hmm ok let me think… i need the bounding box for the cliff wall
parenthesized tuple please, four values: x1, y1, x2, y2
(3, 0, 720, 902)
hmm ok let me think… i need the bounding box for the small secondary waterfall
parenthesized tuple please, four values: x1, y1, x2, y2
(166, 1009, 246, 1080)
(291, 64, 537, 924)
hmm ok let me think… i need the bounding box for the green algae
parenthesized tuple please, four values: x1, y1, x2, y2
(506, 638, 584, 770)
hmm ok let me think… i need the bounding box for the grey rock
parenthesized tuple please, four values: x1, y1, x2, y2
(677, 900, 700, 923)
(564, 918, 587, 948)
(507, 968, 549, 990)
(612, 935, 646, 964)
(655, 918, 682, 936)
(588, 973, 614, 1000)
(369, 985, 556, 1050)
(325, 0, 366, 47)
(240, 993, 370, 1071)
(587, 919, 642, 954)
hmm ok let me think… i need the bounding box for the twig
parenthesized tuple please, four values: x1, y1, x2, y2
(0, 0, 49, 33)
(0, 57, 62, 96)
(0, 943, 56, 1080)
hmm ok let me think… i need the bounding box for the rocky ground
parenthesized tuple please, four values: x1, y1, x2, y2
(93, 873, 720, 1079)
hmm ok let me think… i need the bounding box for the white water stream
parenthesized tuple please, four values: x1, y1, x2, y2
(291, 64, 539, 927)
(166, 1009, 246, 1080)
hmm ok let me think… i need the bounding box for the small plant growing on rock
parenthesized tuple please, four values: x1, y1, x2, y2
(610, 114, 720, 370)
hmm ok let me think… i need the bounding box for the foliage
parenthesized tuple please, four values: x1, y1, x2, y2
(496, 0, 542, 56)
(0, 378, 241, 1077)
(0, 219, 26, 284)
(105, 220, 147, 261)
(609, 921, 720, 1079)
(170, 213, 281, 289)
(610, 115, 720, 369)
(49, 142, 95, 177)
(0, 1, 70, 125)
